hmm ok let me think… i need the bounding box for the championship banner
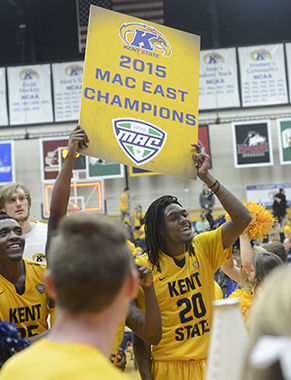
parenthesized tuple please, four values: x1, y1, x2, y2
(52, 61, 84, 122)
(7, 64, 53, 125)
(79, 5, 200, 180)
(238, 44, 288, 107)
(232, 120, 273, 168)
(0, 141, 15, 185)
(87, 157, 124, 179)
(199, 48, 240, 110)
(0, 68, 8, 126)
(277, 118, 291, 165)
(246, 183, 291, 208)
(285, 43, 291, 103)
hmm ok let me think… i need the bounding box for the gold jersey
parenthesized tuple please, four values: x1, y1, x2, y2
(0, 339, 130, 380)
(0, 258, 54, 339)
(136, 226, 231, 361)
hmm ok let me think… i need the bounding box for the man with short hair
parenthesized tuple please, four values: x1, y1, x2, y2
(0, 183, 47, 262)
(0, 213, 54, 340)
(0, 211, 138, 380)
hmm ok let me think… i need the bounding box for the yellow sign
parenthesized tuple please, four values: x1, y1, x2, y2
(80, 5, 200, 180)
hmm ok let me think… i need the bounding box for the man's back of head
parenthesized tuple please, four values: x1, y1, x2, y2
(48, 212, 133, 313)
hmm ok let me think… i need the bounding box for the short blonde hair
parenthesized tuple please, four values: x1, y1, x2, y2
(242, 266, 291, 380)
(0, 182, 31, 210)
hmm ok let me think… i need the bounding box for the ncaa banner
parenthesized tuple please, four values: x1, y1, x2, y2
(285, 43, 291, 103)
(238, 44, 288, 107)
(0, 141, 15, 185)
(232, 120, 273, 168)
(52, 61, 84, 122)
(199, 48, 240, 110)
(246, 183, 291, 208)
(79, 5, 200, 180)
(7, 64, 53, 125)
(0, 68, 8, 126)
(277, 118, 291, 165)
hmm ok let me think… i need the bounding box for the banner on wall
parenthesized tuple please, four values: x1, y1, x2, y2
(52, 61, 84, 122)
(7, 64, 53, 125)
(285, 43, 291, 103)
(198, 125, 212, 168)
(0, 141, 15, 185)
(40, 137, 88, 182)
(277, 118, 291, 165)
(246, 183, 291, 208)
(79, 5, 200, 180)
(0, 68, 8, 126)
(232, 120, 273, 168)
(87, 157, 124, 179)
(238, 44, 288, 107)
(199, 48, 240, 110)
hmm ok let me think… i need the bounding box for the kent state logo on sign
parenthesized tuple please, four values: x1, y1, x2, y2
(65, 65, 83, 77)
(113, 118, 167, 166)
(203, 52, 224, 64)
(119, 23, 172, 57)
(19, 68, 39, 80)
(251, 49, 272, 61)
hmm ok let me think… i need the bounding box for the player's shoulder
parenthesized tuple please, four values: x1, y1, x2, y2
(23, 258, 46, 271)
(135, 252, 150, 267)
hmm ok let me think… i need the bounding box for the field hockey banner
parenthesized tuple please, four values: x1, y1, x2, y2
(0, 68, 8, 126)
(277, 119, 291, 165)
(52, 61, 84, 122)
(0, 141, 15, 185)
(199, 48, 240, 110)
(238, 44, 288, 107)
(7, 64, 53, 125)
(232, 120, 273, 168)
(246, 183, 291, 208)
(79, 5, 200, 180)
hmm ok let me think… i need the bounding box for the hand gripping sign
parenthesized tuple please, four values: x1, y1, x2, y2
(79, 5, 200, 180)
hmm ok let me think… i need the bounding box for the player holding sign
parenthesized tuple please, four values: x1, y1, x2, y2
(134, 144, 251, 380)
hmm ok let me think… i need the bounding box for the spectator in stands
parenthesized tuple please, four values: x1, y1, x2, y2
(199, 184, 215, 228)
(272, 188, 287, 224)
(263, 241, 287, 262)
(0, 183, 47, 262)
(120, 187, 130, 223)
(195, 211, 210, 233)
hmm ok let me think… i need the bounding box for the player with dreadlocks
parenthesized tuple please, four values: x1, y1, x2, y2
(133, 144, 252, 380)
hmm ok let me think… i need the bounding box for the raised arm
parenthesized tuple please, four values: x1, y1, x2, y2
(239, 233, 254, 276)
(133, 334, 152, 380)
(192, 144, 251, 249)
(46, 126, 89, 261)
(126, 265, 161, 345)
(221, 257, 241, 283)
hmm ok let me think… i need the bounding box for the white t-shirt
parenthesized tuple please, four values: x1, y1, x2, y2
(23, 221, 47, 263)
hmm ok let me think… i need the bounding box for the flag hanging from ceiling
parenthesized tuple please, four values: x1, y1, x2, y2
(76, 0, 164, 53)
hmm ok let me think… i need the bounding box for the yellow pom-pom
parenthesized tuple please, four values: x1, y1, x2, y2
(226, 201, 274, 240)
(228, 288, 255, 320)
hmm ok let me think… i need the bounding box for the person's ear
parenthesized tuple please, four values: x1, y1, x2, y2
(44, 269, 57, 300)
(126, 269, 138, 300)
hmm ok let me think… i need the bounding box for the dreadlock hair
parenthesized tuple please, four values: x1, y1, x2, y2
(144, 195, 195, 272)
